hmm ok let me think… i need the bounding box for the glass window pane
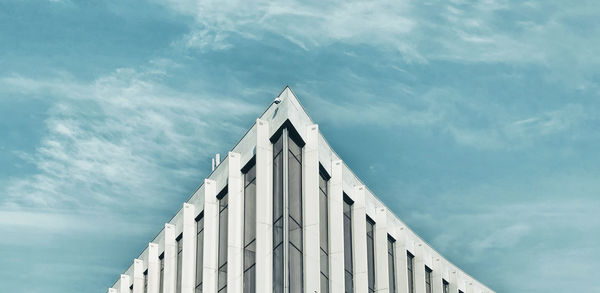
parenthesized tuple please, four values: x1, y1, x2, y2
(320, 249, 329, 277)
(288, 155, 302, 224)
(343, 214, 353, 271)
(244, 240, 256, 271)
(243, 266, 255, 293)
(273, 217, 283, 246)
(407, 252, 414, 293)
(289, 245, 303, 293)
(218, 264, 227, 290)
(344, 271, 353, 293)
(244, 180, 256, 247)
(273, 244, 284, 293)
(273, 154, 283, 220)
(196, 226, 204, 288)
(273, 134, 283, 157)
(245, 164, 256, 187)
(288, 137, 301, 160)
(177, 237, 183, 293)
(289, 218, 302, 250)
(319, 190, 328, 252)
(366, 219, 375, 291)
(319, 175, 327, 193)
(219, 205, 228, 267)
(320, 274, 329, 293)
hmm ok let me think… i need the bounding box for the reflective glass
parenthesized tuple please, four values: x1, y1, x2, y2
(273, 153, 283, 221)
(177, 236, 183, 293)
(388, 236, 396, 293)
(289, 244, 303, 293)
(244, 163, 257, 293)
(273, 244, 284, 293)
(344, 271, 353, 293)
(343, 198, 353, 292)
(288, 154, 302, 224)
(289, 217, 302, 250)
(196, 219, 204, 291)
(407, 252, 414, 293)
(425, 267, 432, 293)
(243, 266, 255, 293)
(320, 273, 329, 293)
(218, 193, 228, 292)
(367, 218, 375, 292)
(288, 136, 301, 160)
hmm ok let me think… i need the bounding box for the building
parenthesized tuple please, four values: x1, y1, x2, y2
(107, 87, 494, 293)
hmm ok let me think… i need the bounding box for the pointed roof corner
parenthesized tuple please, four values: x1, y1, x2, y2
(276, 85, 294, 100)
(275, 84, 312, 122)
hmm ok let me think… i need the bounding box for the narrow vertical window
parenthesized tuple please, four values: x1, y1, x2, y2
(130, 284, 133, 293)
(425, 266, 432, 293)
(272, 128, 305, 293)
(319, 170, 329, 293)
(366, 217, 376, 293)
(159, 253, 164, 293)
(217, 191, 228, 293)
(343, 195, 354, 293)
(288, 135, 303, 293)
(176, 234, 183, 293)
(143, 270, 148, 293)
(388, 236, 396, 293)
(407, 252, 414, 293)
(195, 213, 204, 293)
(243, 161, 257, 293)
(443, 279, 449, 293)
(273, 134, 284, 293)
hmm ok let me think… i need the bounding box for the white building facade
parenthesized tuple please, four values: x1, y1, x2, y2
(107, 87, 494, 293)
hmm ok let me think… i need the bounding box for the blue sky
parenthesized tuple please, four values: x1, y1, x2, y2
(1, 0, 599, 292)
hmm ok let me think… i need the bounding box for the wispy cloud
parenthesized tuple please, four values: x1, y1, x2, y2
(158, 0, 600, 73)
(0, 64, 260, 211)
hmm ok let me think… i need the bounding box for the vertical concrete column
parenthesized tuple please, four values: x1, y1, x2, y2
(465, 280, 475, 293)
(303, 124, 320, 292)
(163, 224, 177, 293)
(329, 160, 345, 293)
(414, 244, 426, 293)
(431, 257, 443, 293)
(352, 185, 368, 292)
(119, 275, 130, 293)
(182, 203, 197, 293)
(133, 259, 144, 293)
(148, 243, 160, 293)
(202, 179, 218, 293)
(375, 207, 390, 292)
(255, 119, 273, 293)
(394, 227, 409, 293)
(448, 269, 459, 293)
(108, 288, 117, 293)
(227, 152, 243, 293)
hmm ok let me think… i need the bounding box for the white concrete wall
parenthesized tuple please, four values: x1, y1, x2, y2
(351, 185, 369, 292)
(133, 259, 144, 293)
(181, 203, 196, 293)
(255, 119, 273, 292)
(329, 159, 345, 293)
(202, 179, 218, 293)
(227, 151, 244, 293)
(163, 224, 176, 293)
(303, 124, 320, 292)
(375, 207, 390, 292)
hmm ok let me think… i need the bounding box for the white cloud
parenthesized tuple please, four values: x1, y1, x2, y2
(0, 65, 260, 210)
(156, 0, 600, 70)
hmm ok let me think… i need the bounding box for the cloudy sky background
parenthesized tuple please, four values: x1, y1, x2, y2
(1, 1, 599, 292)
